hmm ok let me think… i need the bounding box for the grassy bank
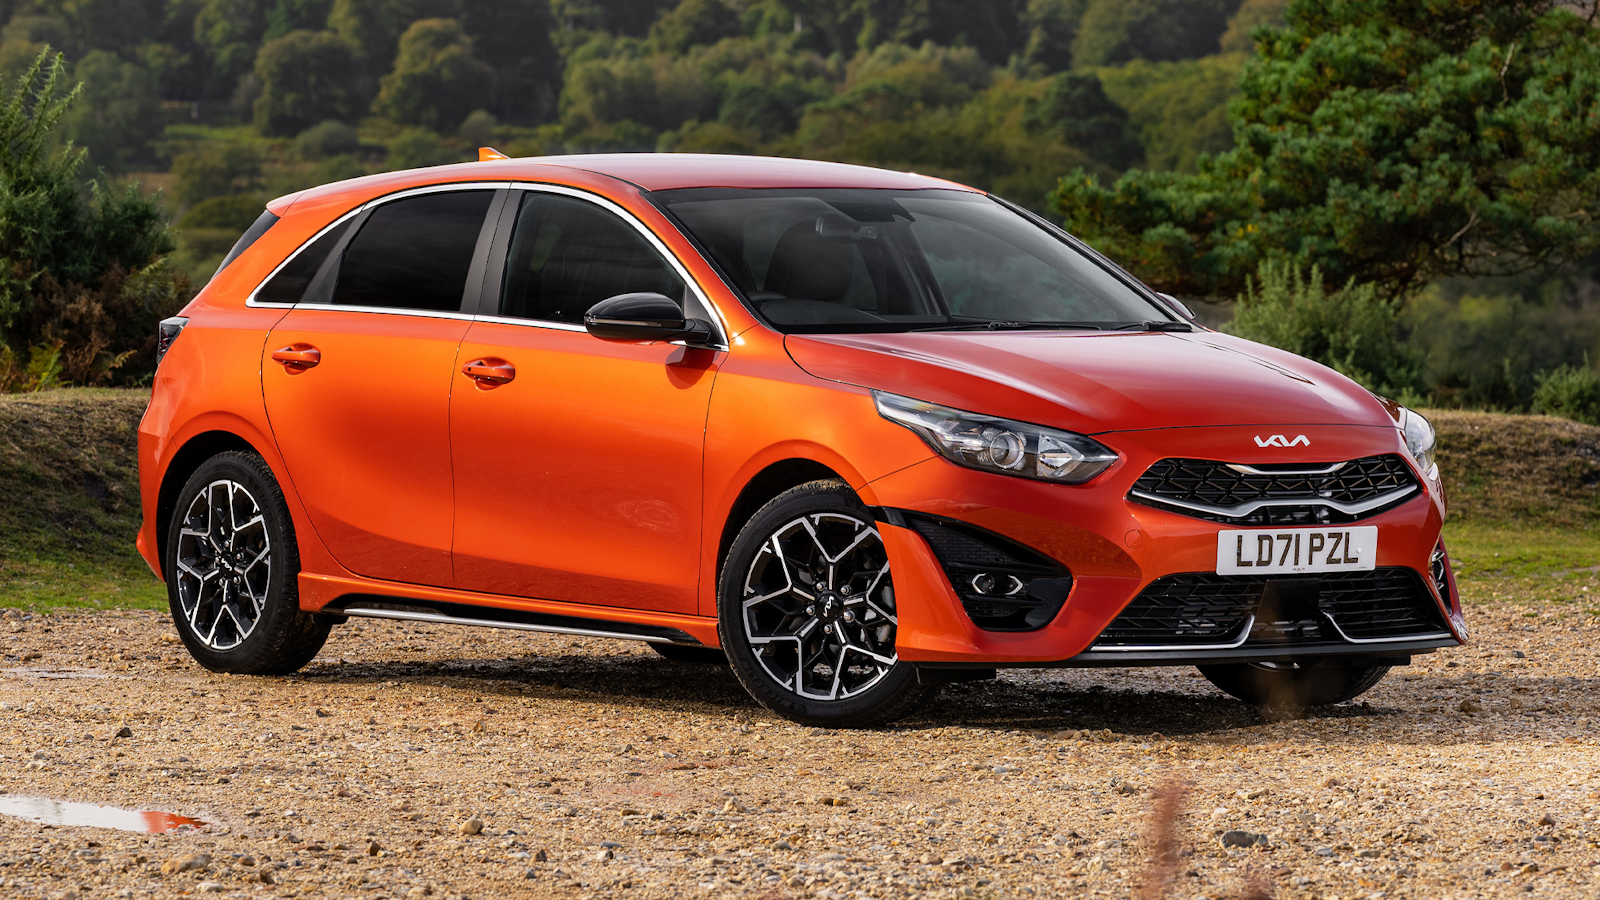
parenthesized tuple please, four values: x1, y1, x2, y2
(0, 389, 164, 610)
(1, 391, 1597, 612)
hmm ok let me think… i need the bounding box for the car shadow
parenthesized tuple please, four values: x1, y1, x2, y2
(280, 645, 1588, 747)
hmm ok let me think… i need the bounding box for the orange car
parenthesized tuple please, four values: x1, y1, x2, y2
(138, 154, 1464, 726)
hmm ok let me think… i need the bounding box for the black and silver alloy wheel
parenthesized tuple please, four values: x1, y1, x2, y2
(742, 512, 897, 700)
(719, 480, 938, 727)
(165, 451, 332, 675)
(175, 479, 272, 650)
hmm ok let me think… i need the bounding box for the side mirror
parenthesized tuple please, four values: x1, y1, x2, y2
(584, 293, 712, 344)
(1157, 291, 1197, 320)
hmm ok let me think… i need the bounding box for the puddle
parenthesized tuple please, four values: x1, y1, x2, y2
(1, 667, 113, 679)
(0, 797, 207, 833)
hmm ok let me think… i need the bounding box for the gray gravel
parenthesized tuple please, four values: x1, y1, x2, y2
(1, 599, 1598, 900)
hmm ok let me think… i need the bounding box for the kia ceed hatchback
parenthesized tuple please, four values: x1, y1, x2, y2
(138, 153, 1465, 726)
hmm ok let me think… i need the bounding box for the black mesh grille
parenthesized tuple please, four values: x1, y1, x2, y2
(1092, 568, 1449, 649)
(1130, 455, 1419, 525)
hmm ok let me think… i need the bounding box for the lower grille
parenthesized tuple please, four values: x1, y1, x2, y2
(907, 515, 1072, 632)
(1092, 568, 1450, 650)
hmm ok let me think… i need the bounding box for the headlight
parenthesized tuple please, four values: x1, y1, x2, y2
(874, 391, 1118, 484)
(1398, 406, 1437, 478)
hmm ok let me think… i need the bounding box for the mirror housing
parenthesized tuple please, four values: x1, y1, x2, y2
(584, 293, 712, 344)
(1157, 291, 1197, 320)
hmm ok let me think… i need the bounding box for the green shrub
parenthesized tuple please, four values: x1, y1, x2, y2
(1224, 261, 1423, 398)
(178, 194, 266, 231)
(294, 119, 361, 159)
(1532, 363, 1600, 426)
(0, 50, 188, 390)
(387, 128, 462, 169)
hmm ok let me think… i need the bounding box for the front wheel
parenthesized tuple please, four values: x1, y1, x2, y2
(164, 451, 331, 675)
(718, 480, 938, 728)
(1198, 661, 1391, 707)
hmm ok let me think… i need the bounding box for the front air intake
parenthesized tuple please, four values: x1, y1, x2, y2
(905, 514, 1072, 632)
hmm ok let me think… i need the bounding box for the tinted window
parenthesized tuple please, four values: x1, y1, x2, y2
(499, 192, 685, 324)
(216, 209, 279, 276)
(254, 217, 353, 305)
(331, 191, 494, 312)
(655, 188, 1169, 332)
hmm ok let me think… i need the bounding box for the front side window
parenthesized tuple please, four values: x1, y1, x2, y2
(499, 191, 685, 324)
(653, 188, 1171, 333)
(331, 190, 495, 312)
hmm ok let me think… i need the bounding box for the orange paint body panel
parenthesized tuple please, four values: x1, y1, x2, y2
(136, 153, 1462, 695)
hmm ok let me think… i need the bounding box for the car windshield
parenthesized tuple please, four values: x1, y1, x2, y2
(651, 187, 1173, 334)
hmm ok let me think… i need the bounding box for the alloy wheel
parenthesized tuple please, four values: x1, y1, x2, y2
(740, 512, 899, 700)
(174, 479, 272, 650)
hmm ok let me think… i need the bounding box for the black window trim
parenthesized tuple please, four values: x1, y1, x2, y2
(245, 182, 513, 320)
(471, 182, 728, 349)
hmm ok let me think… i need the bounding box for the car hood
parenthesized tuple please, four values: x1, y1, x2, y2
(784, 330, 1397, 434)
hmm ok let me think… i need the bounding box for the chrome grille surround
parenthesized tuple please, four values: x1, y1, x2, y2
(1128, 454, 1420, 526)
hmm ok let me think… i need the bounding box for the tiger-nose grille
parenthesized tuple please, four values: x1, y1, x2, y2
(1128, 454, 1420, 525)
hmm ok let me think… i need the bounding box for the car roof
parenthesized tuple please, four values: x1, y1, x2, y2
(522, 153, 974, 192)
(270, 154, 976, 214)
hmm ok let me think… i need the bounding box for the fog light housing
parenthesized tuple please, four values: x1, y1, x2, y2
(904, 513, 1072, 632)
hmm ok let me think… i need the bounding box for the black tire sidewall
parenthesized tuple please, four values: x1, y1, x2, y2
(717, 480, 928, 727)
(164, 451, 322, 674)
(1198, 662, 1391, 707)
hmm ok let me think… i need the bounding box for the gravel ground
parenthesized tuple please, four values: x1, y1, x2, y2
(2, 600, 1599, 900)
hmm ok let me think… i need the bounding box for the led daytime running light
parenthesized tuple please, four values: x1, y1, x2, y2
(874, 391, 1118, 484)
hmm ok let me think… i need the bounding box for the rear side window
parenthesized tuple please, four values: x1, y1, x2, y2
(499, 192, 685, 324)
(332, 191, 495, 312)
(215, 210, 279, 276)
(254, 217, 354, 305)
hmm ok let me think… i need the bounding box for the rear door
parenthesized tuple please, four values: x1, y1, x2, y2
(261, 186, 507, 586)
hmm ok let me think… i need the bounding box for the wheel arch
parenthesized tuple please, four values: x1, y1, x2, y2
(716, 458, 849, 585)
(154, 430, 262, 572)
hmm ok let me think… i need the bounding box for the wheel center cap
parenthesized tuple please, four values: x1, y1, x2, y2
(815, 591, 843, 621)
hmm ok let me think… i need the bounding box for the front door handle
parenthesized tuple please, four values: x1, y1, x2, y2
(271, 344, 321, 372)
(461, 358, 515, 389)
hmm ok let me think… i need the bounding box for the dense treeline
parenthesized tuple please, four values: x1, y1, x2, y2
(0, 0, 1596, 421)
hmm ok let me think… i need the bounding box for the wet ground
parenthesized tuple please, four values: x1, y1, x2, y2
(1, 603, 1599, 900)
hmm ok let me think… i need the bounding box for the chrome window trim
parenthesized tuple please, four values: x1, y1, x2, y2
(244, 182, 512, 311)
(498, 182, 730, 349)
(472, 314, 588, 333)
(1127, 483, 1418, 519)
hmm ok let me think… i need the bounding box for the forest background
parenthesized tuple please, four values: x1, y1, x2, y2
(0, 0, 1597, 424)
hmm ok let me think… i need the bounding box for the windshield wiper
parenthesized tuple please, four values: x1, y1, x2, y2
(1116, 320, 1193, 332)
(912, 321, 1105, 333)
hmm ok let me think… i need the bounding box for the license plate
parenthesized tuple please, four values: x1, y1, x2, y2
(1216, 526, 1378, 575)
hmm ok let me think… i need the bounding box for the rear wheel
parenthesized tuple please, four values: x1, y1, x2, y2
(164, 451, 331, 675)
(651, 643, 728, 665)
(1198, 661, 1391, 707)
(718, 480, 938, 728)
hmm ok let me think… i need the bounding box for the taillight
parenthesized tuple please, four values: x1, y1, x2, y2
(156, 316, 188, 369)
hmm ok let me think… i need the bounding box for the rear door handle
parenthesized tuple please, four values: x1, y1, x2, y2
(271, 344, 320, 372)
(461, 359, 515, 389)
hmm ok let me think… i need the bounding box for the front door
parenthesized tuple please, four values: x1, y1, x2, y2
(450, 188, 722, 613)
(262, 187, 502, 586)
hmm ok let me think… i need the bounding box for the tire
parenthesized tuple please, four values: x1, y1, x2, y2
(1198, 661, 1391, 707)
(651, 643, 728, 665)
(164, 451, 331, 675)
(718, 479, 939, 728)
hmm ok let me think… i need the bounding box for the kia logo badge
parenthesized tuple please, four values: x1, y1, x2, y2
(1255, 434, 1310, 447)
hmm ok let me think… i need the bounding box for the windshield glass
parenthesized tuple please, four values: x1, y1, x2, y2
(651, 188, 1172, 333)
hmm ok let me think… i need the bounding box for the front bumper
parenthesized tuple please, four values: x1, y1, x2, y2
(864, 423, 1466, 666)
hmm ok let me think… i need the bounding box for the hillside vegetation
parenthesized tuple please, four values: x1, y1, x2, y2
(3, 389, 1595, 610)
